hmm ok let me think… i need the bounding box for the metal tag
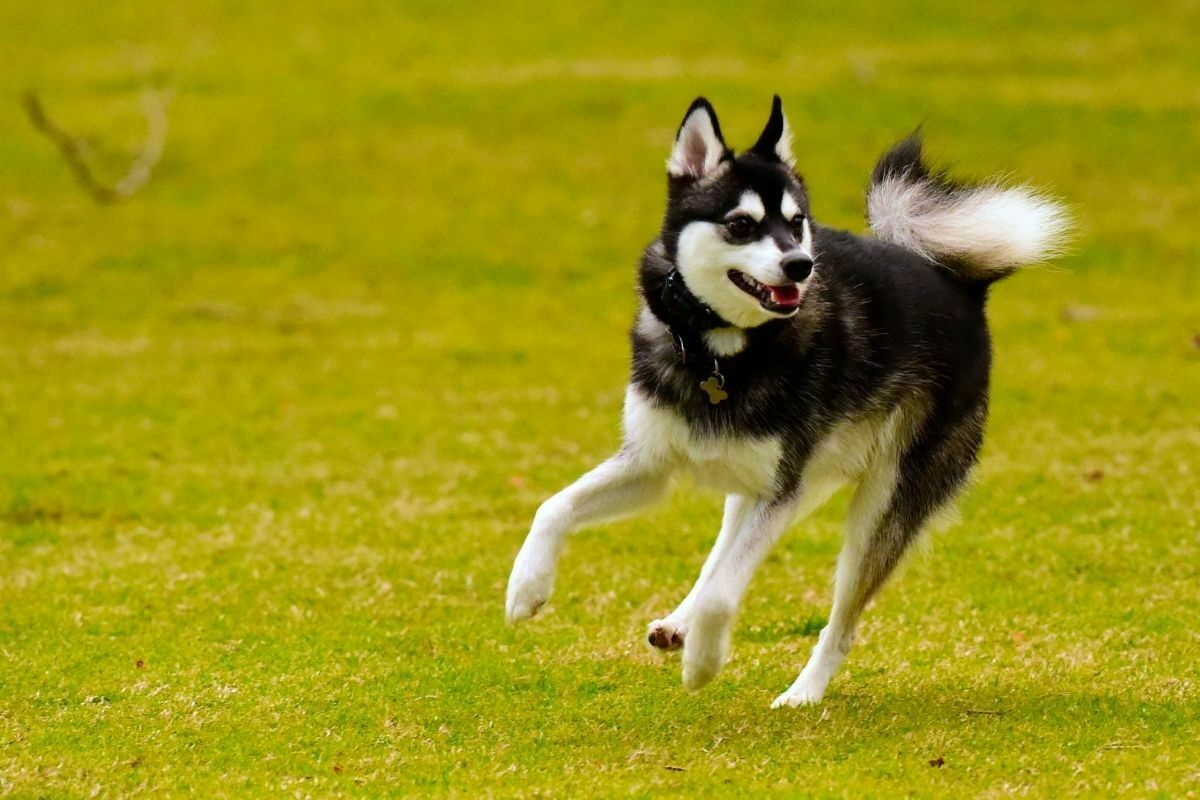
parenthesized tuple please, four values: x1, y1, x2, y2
(699, 374, 728, 405)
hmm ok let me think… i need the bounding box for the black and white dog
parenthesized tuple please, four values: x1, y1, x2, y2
(506, 96, 1069, 707)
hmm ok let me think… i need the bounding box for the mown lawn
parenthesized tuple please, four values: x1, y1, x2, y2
(1, 1, 1197, 796)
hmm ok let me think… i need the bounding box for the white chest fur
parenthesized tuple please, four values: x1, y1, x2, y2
(622, 386, 783, 497)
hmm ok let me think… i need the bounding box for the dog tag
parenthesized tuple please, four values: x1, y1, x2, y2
(699, 375, 728, 405)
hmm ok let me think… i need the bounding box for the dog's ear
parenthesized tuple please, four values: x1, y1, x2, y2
(750, 95, 795, 168)
(667, 97, 729, 179)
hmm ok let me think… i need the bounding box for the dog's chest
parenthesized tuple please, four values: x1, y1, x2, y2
(623, 387, 782, 496)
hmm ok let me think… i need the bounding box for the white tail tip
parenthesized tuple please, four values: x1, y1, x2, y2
(867, 135, 1072, 280)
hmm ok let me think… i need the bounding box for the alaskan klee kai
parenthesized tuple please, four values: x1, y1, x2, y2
(506, 96, 1069, 707)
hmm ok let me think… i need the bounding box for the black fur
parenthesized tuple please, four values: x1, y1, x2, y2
(750, 95, 788, 161)
(870, 131, 941, 188)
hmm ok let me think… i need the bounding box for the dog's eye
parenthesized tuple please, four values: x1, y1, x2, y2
(791, 215, 807, 237)
(725, 216, 756, 239)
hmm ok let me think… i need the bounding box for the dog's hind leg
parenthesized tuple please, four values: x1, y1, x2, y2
(771, 451, 902, 707)
(506, 452, 670, 624)
(772, 403, 985, 708)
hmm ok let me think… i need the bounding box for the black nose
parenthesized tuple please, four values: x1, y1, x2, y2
(781, 252, 814, 282)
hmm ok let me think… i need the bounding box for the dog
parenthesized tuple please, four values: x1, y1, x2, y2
(505, 96, 1069, 707)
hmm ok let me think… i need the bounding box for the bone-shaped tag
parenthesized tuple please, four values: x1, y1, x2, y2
(699, 376, 728, 405)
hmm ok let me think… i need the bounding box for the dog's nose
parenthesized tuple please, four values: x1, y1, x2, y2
(781, 251, 814, 283)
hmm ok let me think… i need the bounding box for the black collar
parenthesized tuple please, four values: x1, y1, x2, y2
(660, 270, 728, 333)
(656, 271, 734, 405)
(657, 269, 730, 377)
(639, 246, 737, 404)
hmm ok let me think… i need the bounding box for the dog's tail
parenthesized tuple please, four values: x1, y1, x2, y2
(866, 134, 1071, 282)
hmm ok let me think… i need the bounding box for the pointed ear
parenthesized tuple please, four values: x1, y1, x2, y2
(750, 95, 794, 167)
(667, 98, 728, 178)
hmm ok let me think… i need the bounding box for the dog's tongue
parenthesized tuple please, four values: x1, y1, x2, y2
(770, 283, 801, 306)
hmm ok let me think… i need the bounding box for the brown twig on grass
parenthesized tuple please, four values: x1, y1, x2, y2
(1095, 741, 1150, 753)
(22, 88, 171, 204)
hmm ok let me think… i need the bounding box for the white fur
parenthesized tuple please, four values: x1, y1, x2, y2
(505, 453, 669, 623)
(668, 106, 725, 178)
(703, 327, 748, 356)
(781, 191, 800, 221)
(622, 387, 782, 497)
(797, 217, 814, 260)
(867, 175, 1071, 274)
(776, 113, 795, 167)
(728, 190, 765, 221)
(676, 222, 795, 328)
(634, 304, 660, 341)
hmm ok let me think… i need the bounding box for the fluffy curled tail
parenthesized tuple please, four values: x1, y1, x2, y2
(867, 134, 1071, 281)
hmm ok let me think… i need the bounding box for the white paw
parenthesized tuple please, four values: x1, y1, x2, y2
(647, 617, 687, 651)
(771, 672, 829, 708)
(680, 604, 733, 689)
(505, 549, 556, 625)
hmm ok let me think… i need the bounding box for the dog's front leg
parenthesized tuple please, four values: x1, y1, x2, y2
(506, 452, 668, 624)
(674, 496, 799, 689)
(647, 493, 755, 651)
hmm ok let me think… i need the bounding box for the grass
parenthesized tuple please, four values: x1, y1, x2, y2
(1, 1, 1198, 796)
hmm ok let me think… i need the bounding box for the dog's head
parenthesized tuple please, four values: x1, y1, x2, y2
(662, 96, 815, 329)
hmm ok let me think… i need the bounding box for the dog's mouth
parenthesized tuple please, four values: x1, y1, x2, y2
(728, 270, 802, 313)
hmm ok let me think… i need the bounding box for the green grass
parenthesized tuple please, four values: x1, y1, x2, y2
(1, 1, 1198, 796)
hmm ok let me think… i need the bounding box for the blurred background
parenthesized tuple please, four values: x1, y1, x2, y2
(1, 2, 1197, 796)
